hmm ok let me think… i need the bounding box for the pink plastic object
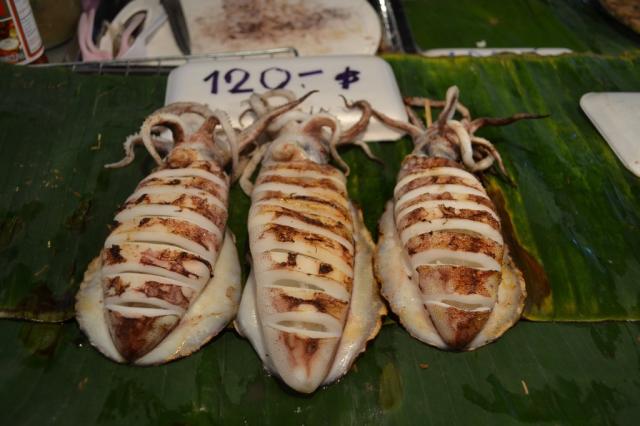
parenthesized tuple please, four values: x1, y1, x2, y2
(77, 8, 112, 61)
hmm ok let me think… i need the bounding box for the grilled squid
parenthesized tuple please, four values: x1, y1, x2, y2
(76, 97, 308, 364)
(372, 86, 542, 350)
(235, 91, 385, 393)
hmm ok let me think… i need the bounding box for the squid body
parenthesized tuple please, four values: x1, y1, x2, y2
(236, 92, 385, 393)
(76, 98, 305, 364)
(374, 86, 529, 350)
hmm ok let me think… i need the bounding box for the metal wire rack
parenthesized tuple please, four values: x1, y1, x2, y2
(29, 0, 412, 76)
(32, 47, 299, 76)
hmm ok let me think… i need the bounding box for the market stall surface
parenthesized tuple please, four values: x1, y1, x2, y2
(1, 51, 639, 424)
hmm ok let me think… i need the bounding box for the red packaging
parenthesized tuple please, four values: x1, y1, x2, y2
(0, 0, 44, 64)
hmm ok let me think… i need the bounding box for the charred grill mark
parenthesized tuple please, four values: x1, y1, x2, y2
(401, 208, 426, 228)
(166, 147, 199, 169)
(137, 281, 191, 309)
(398, 156, 464, 179)
(264, 161, 344, 178)
(164, 161, 228, 183)
(260, 224, 354, 265)
(406, 232, 502, 260)
(395, 175, 484, 198)
(273, 292, 348, 317)
(417, 265, 499, 297)
(268, 253, 353, 292)
(176, 195, 226, 229)
(281, 332, 320, 377)
(140, 178, 163, 185)
(105, 276, 128, 296)
(343, 275, 354, 292)
(437, 307, 492, 350)
(140, 176, 225, 200)
(256, 191, 350, 219)
(306, 235, 327, 243)
(256, 175, 346, 196)
(201, 163, 226, 181)
(125, 195, 227, 229)
(225, 285, 236, 301)
(259, 205, 351, 242)
(267, 224, 296, 243)
(114, 195, 146, 216)
(318, 263, 333, 274)
(105, 245, 125, 264)
(257, 191, 351, 223)
(111, 217, 219, 253)
(398, 206, 501, 231)
(140, 248, 212, 277)
(130, 195, 151, 206)
(305, 339, 319, 355)
(444, 206, 500, 229)
(135, 194, 150, 205)
(396, 192, 495, 213)
(266, 256, 353, 292)
(108, 311, 179, 361)
(163, 151, 229, 181)
(276, 253, 298, 268)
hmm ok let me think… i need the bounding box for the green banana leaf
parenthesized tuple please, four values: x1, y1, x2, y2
(0, 319, 639, 425)
(382, 53, 640, 320)
(1, 51, 640, 423)
(402, 0, 640, 54)
(1, 53, 640, 323)
(0, 67, 166, 321)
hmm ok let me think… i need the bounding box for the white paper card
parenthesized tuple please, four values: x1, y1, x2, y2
(580, 92, 640, 178)
(165, 56, 407, 141)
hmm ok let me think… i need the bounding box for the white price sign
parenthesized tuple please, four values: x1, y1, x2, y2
(165, 56, 407, 141)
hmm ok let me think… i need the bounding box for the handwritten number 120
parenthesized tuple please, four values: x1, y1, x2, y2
(203, 69, 250, 94)
(204, 67, 292, 94)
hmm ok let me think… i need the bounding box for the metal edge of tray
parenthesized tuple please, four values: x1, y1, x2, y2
(373, 0, 417, 53)
(30, 47, 300, 75)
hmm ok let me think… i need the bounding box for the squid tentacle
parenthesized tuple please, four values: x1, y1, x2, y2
(469, 113, 548, 134)
(337, 97, 382, 164)
(433, 86, 460, 133)
(140, 113, 188, 166)
(405, 95, 472, 122)
(471, 136, 507, 176)
(405, 104, 427, 131)
(211, 110, 240, 180)
(236, 91, 317, 152)
(370, 107, 423, 139)
(104, 132, 173, 169)
(300, 113, 347, 174)
(239, 143, 269, 195)
(398, 87, 544, 180)
(106, 102, 216, 169)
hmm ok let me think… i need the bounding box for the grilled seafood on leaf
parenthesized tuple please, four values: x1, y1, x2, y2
(372, 86, 544, 351)
(235, 91, 385, 393)
(76, 98, 307, 364)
